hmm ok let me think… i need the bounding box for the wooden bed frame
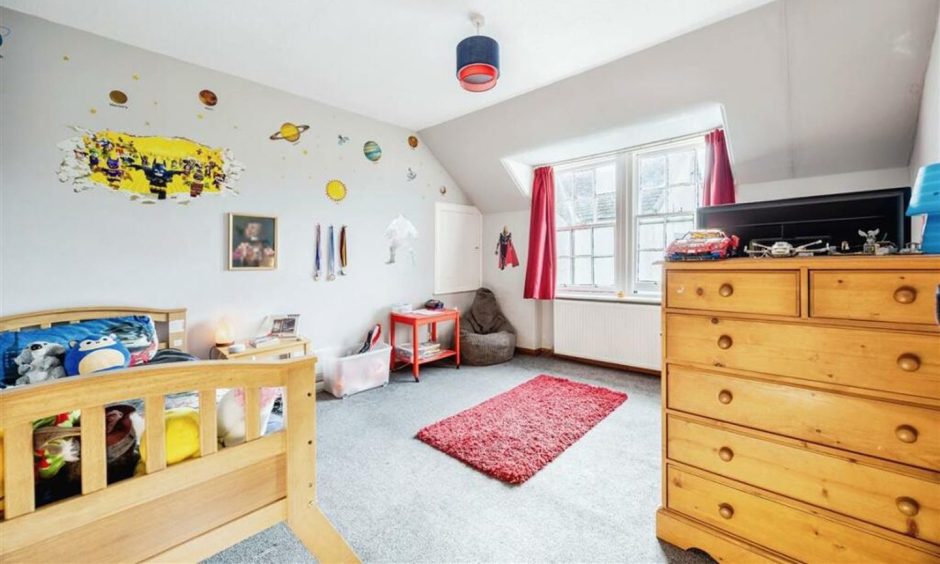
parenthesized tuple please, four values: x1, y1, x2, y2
(0, 306, 359, 563)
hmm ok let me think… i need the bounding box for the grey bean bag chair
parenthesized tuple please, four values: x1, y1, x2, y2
(460, 288, 516, 365)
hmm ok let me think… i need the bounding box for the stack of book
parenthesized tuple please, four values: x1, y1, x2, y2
(396, 341, 442, 362)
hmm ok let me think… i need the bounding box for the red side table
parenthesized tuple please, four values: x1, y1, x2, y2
(389, 309, 460, 382)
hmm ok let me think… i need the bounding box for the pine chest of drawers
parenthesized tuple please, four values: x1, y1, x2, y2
(657, 256, 940, 563)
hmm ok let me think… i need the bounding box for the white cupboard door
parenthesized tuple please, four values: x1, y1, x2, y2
(435, 203, 482, 294)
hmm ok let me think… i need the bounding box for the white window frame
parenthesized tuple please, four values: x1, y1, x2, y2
(553, 136, 704, 298)
(554, 156, 622, 294)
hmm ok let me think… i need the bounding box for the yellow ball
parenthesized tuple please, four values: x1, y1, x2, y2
(139, 407, 201, 466)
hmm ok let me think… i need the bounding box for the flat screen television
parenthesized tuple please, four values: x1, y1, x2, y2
(696, 187, 911, 255)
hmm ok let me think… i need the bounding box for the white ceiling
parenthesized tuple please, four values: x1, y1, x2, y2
(0, 0, 773, 130)
(421, 0, 940, 212)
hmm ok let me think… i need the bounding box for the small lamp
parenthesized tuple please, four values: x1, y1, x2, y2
(907, 162, 940, 254)
(214, 318, 234, 347)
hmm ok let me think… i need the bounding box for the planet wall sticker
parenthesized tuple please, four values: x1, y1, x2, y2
(363, 140, 382, 162)
(109, 90, 128, 106)
(199, 89, 218, 107)
(325, 179, 347, 202)
(408, 135, 419, 149)
(270, 122, 310, 143)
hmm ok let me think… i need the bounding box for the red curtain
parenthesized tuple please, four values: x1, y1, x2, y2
(703, 129, 736, 206)
(524, 166, 556, 300)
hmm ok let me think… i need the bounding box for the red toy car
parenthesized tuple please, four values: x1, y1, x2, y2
(666, 229, 739, 261)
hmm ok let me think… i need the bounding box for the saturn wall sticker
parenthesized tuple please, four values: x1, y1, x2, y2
(270, 122, 310, 143)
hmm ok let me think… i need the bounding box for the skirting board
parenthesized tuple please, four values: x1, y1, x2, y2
(515, 347, 660, 377)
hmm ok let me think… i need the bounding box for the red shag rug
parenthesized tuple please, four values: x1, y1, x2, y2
(416, 374, 627, 484)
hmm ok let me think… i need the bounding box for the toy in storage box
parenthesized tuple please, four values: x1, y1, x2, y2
(323, 343, 391, 398)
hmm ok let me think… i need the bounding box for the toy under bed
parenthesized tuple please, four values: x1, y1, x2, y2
(0, 306, 357, 564)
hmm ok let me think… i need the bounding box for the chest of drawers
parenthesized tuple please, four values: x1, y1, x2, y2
(656, 256, 940, 563)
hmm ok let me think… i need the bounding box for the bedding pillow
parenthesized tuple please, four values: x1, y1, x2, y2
(0, 315, 158, 386)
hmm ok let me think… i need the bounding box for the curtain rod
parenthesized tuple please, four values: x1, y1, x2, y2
(535, 128, 717, 170)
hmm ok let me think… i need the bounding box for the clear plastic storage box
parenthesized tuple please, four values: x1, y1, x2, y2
(323, 342, 391, 398)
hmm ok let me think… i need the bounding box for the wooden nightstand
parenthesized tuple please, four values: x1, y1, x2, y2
(212, 337, 310, 361)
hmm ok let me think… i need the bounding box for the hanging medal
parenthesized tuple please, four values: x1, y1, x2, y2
(314, 223, 322, 281)
(339, 225, 348, 275)
(327, 224, 336, 281)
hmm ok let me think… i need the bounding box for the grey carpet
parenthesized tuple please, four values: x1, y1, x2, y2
(205, 356, 712, 564)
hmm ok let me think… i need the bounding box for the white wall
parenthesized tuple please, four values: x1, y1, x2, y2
(911, 7, 940, 178)
(0, 9, 474, 357)
(737, 167, 911, 203)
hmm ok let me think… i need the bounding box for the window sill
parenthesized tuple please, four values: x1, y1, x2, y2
(554, 293, 661, 306)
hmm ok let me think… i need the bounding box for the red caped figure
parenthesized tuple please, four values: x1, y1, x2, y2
(496, 227, 520, 270)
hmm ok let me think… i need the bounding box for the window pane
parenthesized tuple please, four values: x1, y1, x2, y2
(668, 151, 695, 185)
(556, 200, 573, 227)
(637, 219, 665, 250)
(594, 257, 614, 287)
(638, 155, 666, 189)
(573, 257, 592, 285)
(595, 164, 616, 194)
(557, 231, 571, 257)
(557, 257, 572, 286)
(637, 251, 663, 284)
(593, 226, 614, 256)
(574, 197, 594, 224)
(574, 170, 594, 199)
(573, 229, 592, 255)
(638, 186, 666, 214)
(668, 184, 696, 213)
(667, 218, 694, 244)
(596, 192, 616, 221)
(557, 172, 574, 201)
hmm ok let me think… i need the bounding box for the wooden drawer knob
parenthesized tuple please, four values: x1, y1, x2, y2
(896, 497, 920, 517)
(718, 447, 734, 462)
(894, 286, 917, 304)
(718, 503, 734, 519)
(718, 389, 733, 404)
(897, 354, 921, 372)
(896, 425, 918, 444)
(719, 283, 734, 297)
(717, 335, 733, 349)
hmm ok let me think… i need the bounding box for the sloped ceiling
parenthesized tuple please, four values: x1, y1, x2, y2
(420, 0, 940, 213)
(0, 0, 773, 131)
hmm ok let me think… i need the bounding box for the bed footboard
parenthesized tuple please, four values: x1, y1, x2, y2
(0, 357, 358, 563)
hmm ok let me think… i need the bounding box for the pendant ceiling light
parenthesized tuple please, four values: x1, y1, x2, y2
(456, 13, 499, 92)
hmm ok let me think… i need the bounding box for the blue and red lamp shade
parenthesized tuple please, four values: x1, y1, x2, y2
(457, 35, 499, 92)
(907, 162, 940, 254)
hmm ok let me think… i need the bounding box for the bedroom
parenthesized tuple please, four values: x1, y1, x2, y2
(0, 1, 938, 563)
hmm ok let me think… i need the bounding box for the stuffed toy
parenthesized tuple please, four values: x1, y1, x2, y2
(64, 334, 130, 376)
(139, 407, 200, 466)
(217, 388, 282, 447)
(33, 411, 81, 480)
(14, 341, 67, 385)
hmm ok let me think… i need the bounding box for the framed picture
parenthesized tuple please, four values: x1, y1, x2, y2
(228, 213, 277, 270)
(257, 314, 300, 338)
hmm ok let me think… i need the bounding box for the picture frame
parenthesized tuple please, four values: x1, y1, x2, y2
(228, 213, 278, 270)
(257, 314, 300, 338)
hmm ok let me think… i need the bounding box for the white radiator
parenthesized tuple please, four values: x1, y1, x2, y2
(552, 299, 662, 371)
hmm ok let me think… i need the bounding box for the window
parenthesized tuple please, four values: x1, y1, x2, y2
(555, 161, 618, 291)
(554, 138, 704, 296)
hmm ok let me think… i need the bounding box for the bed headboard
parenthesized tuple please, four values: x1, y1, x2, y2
(0, 306, 188, 352)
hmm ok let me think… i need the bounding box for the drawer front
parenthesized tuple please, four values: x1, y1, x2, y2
(665, 270, 799, 316)
(665, 313, 940, 400)
(666, 466, 936, 563)
(667, 415, 940, 543)
(666, 366, 940, 470)
(811, 270, 940, 326)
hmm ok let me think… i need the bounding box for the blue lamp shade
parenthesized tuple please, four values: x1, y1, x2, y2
(907, 162, 940, 253)
(456, 35, 499, 92)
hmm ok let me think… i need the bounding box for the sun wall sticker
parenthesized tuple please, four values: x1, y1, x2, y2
(57, 127, 245, 203)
